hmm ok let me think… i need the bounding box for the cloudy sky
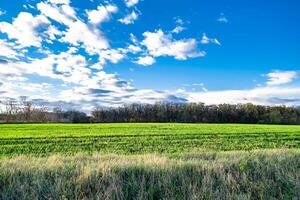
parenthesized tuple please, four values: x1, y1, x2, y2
(0, 0, 300, 112)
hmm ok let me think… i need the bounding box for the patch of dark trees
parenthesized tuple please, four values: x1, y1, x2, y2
(91, 103, 300, 124)
(1, 101, 300, 124)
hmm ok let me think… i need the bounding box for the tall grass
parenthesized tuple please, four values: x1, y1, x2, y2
(1, 149, 299, 199)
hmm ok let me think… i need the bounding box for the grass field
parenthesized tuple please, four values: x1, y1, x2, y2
(1, 123, 300, 199)
(0, 150, 299, 199)
(0, 123, 300, 157)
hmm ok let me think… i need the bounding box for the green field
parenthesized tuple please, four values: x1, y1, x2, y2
(1, 123, 300, 157)
(1, 123, 300, 199)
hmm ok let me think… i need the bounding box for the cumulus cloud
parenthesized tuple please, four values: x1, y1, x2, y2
(0, 12, 50, 47)
(135, 56, 155, 66)
(46, 25, 62, 41)
(61, 20, 109, 53)
(0, 39, 19, 58)
(266, 71, 298, 86)
(37, 2, 75, 25)
(37, 1, 109, 54)
(126, 44, 142, 54)
(119, 11, 138, 25)
(141, 29, 205, 60)
(124, 0, 139, 7)
(86, 5, 118, 25)
(0, 50, 92, 84)
(98, 49, 125, 65)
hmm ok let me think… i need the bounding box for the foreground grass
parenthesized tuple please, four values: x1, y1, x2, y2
(0, 149, 299, 199)
(1, 123, 300, 157)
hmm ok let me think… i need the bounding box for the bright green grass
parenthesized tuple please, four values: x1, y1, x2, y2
(0, 123, 300, 157)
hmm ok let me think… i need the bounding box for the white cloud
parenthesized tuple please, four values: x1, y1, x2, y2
(172, 26, 185, 34)
(187, 86, 300, 106)
(175, 18, 184, 25)
(266, 71, 298, 86)
(0, 12, 50, 47)
(0, 50, 92, 84)
(124, 0, 139, 7)
(185, 72, 300, 106)
(218, 13, 228, 23)
(201, 33, 221, 45)
(49, 0, 70, 4)
(141, 29, 205, 60)
(1, 80, 61, 104)
(119, 11, 138, 25)
(61, 20, 109, 53)
(46, 25, 62, 40)
(136, 56, 155, 66)
(87, 5, 118, 25)
(130, 33, 138, 44)
(0, 39, 19, 58)
(37, 2, 109, 54)
(218, 17, 228, 23)
(127, 45, 142, 53)
(37, 2, 75, 25)
(98, 49, 125, 64)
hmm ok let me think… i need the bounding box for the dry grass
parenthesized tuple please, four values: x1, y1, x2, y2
(0, 149, 299, 200)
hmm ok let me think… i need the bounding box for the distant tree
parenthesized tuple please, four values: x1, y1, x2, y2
(63, 111, 90, 123)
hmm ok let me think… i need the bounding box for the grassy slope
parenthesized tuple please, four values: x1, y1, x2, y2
(0, 123, 300, 157)
(0, 150, 299, 199)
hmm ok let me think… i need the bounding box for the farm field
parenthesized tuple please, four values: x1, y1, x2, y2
(0, 123, 300, 199)
(0, 123, 300, 157)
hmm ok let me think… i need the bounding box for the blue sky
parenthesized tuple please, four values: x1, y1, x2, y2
(0, 0, 300, 111)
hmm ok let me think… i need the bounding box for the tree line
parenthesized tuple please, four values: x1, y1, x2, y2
(91, 103, 300, 124)
(1, 99, 300, 124)
(0, 99, 90, 123)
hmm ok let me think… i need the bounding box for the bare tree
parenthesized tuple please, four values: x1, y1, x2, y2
(4, 100, 19, 123)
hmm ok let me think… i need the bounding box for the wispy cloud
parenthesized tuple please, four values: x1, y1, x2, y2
(124, 0, 139, 8)
(201, 33, 221, 45)
(119, 11, 138, 25)
(266, 70, 299, 86)
(218, 13, 228, 23)
(172, 26, 185, 34)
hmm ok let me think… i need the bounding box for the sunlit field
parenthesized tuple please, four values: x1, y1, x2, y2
(1, 123, 300, 199)
(0, 123, 300, 157)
